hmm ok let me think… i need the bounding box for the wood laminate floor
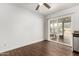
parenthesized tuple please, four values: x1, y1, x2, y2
(0, 40, 79, 56)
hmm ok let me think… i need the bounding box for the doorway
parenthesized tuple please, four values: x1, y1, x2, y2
(48, 16, 72, 46)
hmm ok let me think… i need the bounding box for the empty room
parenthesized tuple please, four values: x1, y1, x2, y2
(0, 3, 79, 56)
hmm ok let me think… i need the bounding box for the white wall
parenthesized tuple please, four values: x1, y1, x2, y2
(0, 4, 44, 53)
(46, 5, 79, 46)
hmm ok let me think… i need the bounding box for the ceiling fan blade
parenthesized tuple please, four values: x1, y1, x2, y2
(35, 5, 40, 10)
(43, 3, 51, 9)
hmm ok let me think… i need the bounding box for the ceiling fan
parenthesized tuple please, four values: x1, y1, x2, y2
(35, 3, 51, 10)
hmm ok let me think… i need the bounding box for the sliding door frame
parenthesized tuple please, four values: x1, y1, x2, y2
(48, 15, 73, 47)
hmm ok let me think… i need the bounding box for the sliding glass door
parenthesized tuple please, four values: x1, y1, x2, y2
(49, 16, 72, 46)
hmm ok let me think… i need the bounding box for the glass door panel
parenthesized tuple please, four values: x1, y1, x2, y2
(58, 18, 64, 43)
(64, 17, 72, 46)
(50, 20, 57, 41)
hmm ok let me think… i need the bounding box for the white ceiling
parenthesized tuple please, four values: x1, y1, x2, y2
(14, 3, 79, 16)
